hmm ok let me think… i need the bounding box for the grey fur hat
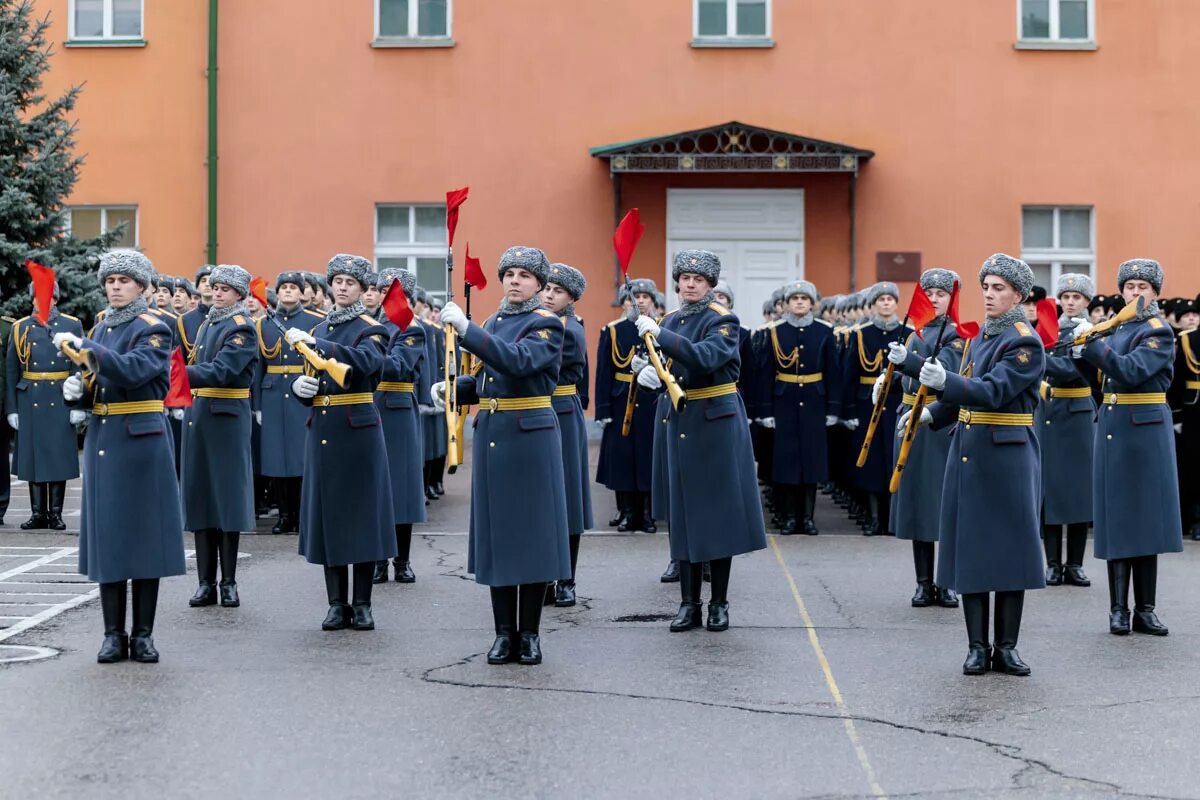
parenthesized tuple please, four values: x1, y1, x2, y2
(979, 253, 1034, 300)
(275, 271, 306, 291)
(210, 264, 251, 298)
(1117, 259, 1163, 293)
(327, 253, 375, 290)
(380, 268, 416, 301)
(655, 292, 667, 309)
(628, 278, 658, 297)
(919, 268, 959, 294)
(784, 279, 820, 303)
(1056, 272, 1095, 300)
(671, 249, 721, 286)
(547, 263, 587, 300)
(770, 287, 785, 305)
(713, 280, 735, 308)
(430, 297, 444, 310)
(761, 299, 775, 315)
(866, 281, 900, 306)
(195, 264, 214, 284)
(99, 250, 155, 289)
(497, 246, 551, 286)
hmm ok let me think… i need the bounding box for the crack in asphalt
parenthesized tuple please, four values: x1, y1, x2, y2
(421, 534, 471, 581)
(811, 574, 862, 630)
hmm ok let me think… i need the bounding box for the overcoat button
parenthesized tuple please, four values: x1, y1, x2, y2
(961, 456, 968, 462)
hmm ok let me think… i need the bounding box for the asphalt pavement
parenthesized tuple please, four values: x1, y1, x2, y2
(2, 450, 1199, 799)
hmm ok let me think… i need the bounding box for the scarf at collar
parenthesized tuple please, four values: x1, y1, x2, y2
(678, 290, 716, 318)
(871, 315, 900, 331)
(784, 312, 814, 328)
(983, 307, 1027, 336)
(207, 301, 248, 324)
(326, 300, 367, 325)
(102, 297, 149, 329)
(559, 303, 576, 319)
(498, 296, 543, 316)
(1135, 299, 1161, 322)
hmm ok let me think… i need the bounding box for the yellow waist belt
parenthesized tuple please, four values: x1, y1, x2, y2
(376, 381, 415, 393)
(1104, 392, 1167, 405)
(553, 385, 577, 396)
(687, 382, 738, 401)
(958, 409, 1034, 426)
(314, 392, 375, 407)
(902, 393, 920, 406)
(859, 375, 880, 385)
(93, 400, 165, 416)
(776, 372, 823, 384)
(192, 388, 251, 400)
(266, 365, 304, 374)
(1040, 382, 1092, 399)
(23, 371, 70, 381)
(484, 396, 553, 412)
(615, 372, 634, 383)
(1188, 381, 1200, 390)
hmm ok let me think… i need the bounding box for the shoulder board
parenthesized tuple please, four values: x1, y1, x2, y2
(15, 316, 30, 324)
(1149, 317, 1164, 329)
(233, 314, 247, 326)
(0, 316, 14, 324)
(708, 302, 731, 316)
(60, 313, 79, 321)
(359, 314, 383, 326)
(660, 309, 679, 321)
(816, 318, 833, 327)
(138, 313, 162, 326)
(533, 308, 556, 318)
(1014, 321, 1032, 337)
(96, 309, 108, 320)
(310, 309, 327, 317)
(607, 316, 626, 328)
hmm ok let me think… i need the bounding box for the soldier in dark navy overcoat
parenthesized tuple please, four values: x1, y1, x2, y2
(434, 246, 570, 666)
(907, 254, 1046, 676)
(1169, 317, 1200, 539)
(175, 264, 213, 362)
(7, 281, 84, 531)
(637, 250, 767, 634)
(182, 265, 258, 610)
(253, 271, 326, 534)
(419, 292, 448, 501)
(59, 251, 186, 664)
(289, 255, 396, 631)
(1074, 259, 1182, 637)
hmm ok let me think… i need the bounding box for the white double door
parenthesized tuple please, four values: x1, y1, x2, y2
(665, 189, 805, 320)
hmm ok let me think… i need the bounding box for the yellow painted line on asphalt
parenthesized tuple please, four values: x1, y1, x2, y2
(769, 535, 887, 798)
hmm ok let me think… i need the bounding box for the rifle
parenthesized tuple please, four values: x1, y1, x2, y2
(888, 314, 952, 493)
(59, 339, 97, 378)
(855, 314, 911, 468)
(1047, 295, 1144, 353)
(261, 309, 352, 388)
(620, 338, 643, 436)
(447, 274, 473, 476)
(444, 247, 463, 472)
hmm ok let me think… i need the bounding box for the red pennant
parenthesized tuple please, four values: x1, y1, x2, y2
(382, 278, 414, 330)
(948, 281, 981, 339)
(25, 260, 55, 325)
(166, 346, 193, 408)
(463, 242, 487, 290)
(612, 208, 645, 276)
(904, 287, 938, 339)
(1036, 298, 1060, 348)
(249, 277, 269, 309)
(446, 186, 470, 248)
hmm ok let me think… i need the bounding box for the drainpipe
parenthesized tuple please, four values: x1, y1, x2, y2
(206, 0, 219, 264)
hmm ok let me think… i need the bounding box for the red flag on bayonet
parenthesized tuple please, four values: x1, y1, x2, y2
(25, 260, 55, 325)
(382, 277, 414, 330)
(166, 346, 193, 408)
(463, 242, 487, 290)
(948, 281, 981, 339)
(446, 186, 470, 248)
(905, 287, 938, 339)
(249, 277, 269, 309)
(613, 208, 645, 276)
(1036, 298, 1060, 348)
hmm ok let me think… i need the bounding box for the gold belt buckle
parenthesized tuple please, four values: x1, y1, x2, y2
(316, 396, 331, 408)
(488, 398, 498, 412)
(961, 410, 972, 423)
(1108, 393, 1117, 405)
(94, 403, 108, 415)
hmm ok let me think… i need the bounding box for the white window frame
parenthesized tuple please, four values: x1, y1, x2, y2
(373, 204, 448, 302)
(693, 0, 773, 43)
(1016, 0, 1094, 44)
(67, 0, 144, 42)
(64, 205, 139, 250)
(373, 0, 454, 42)
(1020, 205, 1095, 289)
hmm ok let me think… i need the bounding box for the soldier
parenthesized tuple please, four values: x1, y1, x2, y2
(286, 255, 396, 630)
(713, 281, 755, 412)
(419, 290, 448, 501)
(372, 268, 427, 583)
(361, 277, 382, 318)
(176, 264, 214, 362)
(1170, 299, 1200, 539)
(1072, 259, 1182, 636)
(152, 276, 174, 311)
(540, 263, 594, 606)
(594, 278, 662, 533)
(0, 310, 12, 525)
(171, 279, 193, 316)
(254, 271, 325, 534)
(1037, 273, 1097, 587)
(637, 250, 767, 633)
(903, 254, 1046, 675)
(882, 268, 964, 608)
(58, 251, 186, 663)
(433, 246, 570, 665)
(182, 265, 258, 610)
(756, 279, 840, 535)
(7, 280, 84, 530)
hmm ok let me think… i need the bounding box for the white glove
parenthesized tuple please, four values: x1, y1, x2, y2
(431, 381, 446, 411)
(759, 416, 776, 429)
(52, 331, 82, 350)
(637, 364, 662, 390)
(897, 407, 933, 432)
(1173, 422, 1183, 434)
(630, 354, 649, 374)
(6, 414, 16, 430)
(170, 408, 185, 421)
(635, 315, 660, 340)
(1071, 319, 1095, 341)
(871, 372, 887, 405)
(254, 410, 262, 425)
(841, 418, 860, 431)
(292, 375, 319, 399)
(62, 374, 84, 401)
(441, 302, 468, 336)
(919, 359, 947, 391)
(886, 342, 907, 365)
(285, 327, 316, 347)
(597, 418, 612, 429)
(69, 409, 87, 426)
(825, 415, 838, 427)
(418, 404, 438, 417)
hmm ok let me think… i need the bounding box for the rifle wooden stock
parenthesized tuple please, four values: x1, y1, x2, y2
(444, 322, 463, 472)
(889, 385, 930, 493)
(856, 363, 896, 468)
(60, 341, 97, 376)
(620, 379, 637, 436)
(645, 333, 686, 412)
(1050, 295, 1144, 352)
(292, 340, 351, 388)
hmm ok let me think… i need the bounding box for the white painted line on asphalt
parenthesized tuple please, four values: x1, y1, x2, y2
(0, 588, 98, 644)
(0, 645, 59, 664)
(0, 548, 77, 582)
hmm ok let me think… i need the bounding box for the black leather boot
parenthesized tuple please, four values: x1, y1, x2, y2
(660, 560, 681, 583)
(1043, 524, 1063, 585)
(937, 587, 960, 608)
(393, 524, 415, 582)
(991, 591, 1030, 675)
(608, 492, 626, 527)
(670, 561, 704, 632)
(1131, 556, 1168, 635)
(394, 560, 416, 583)
(217, 531, 240, 608)
(961, 592, 990, 675)
(487, 586, 519, 664)
(189, 530, 219, 607)
(619, 492, 643, 532)
(1107, 559, 1131, 635)
(351, 562, 375, 630)
(801, 485, 819, 535)
(862, 493, 881, 536)
(1063, 523, 1091, 586)
(321, 566, 351, 630)
(911, 541, 935, 607)
(642, 495, 657, 533)
(517, 583, 545, 665)
(555, 580, 576, 607)
(542, 582, 557, 606)
(373, 561, 389, 583)
(707, 557, 732, 631)
(46, 481, 67, 530)
(20, 483, 46, 530)
(97, 581, 129, 664)
(129, 579, 161, 663)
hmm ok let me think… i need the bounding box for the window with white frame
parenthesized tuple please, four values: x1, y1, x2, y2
(69, 0, 143, 41)
(1018, 0, 1092, 43)
(375, 205, 448, 302)
(376, 0, 452, 40)
(1021, 206, 1094, 291)
(694, 0, 771, 41)
(65, 205, 138, 249)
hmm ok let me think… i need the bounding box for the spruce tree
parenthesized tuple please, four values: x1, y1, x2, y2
(0, 0, 122, 326)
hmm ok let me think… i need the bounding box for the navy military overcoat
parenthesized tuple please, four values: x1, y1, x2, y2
(253, 305, 326, 477)
(594, 317, 660, 492)
(554, 314, 594, 535)
(1036, 319, 1096, 525)
(845, 322, 912, 493)
(421, 320, 448, 461)
(376, 320, 428, 525)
